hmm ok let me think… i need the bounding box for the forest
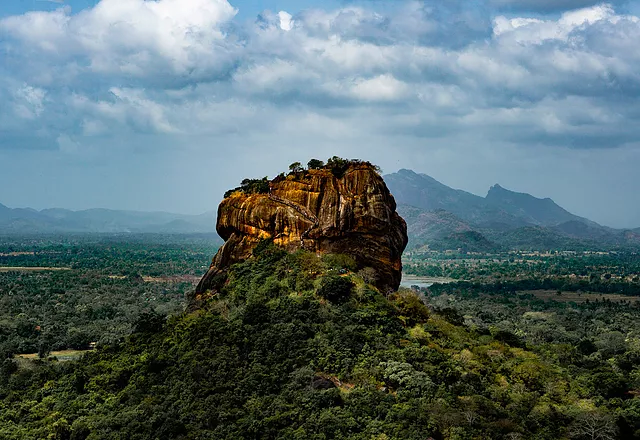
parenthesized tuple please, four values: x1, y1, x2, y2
(0, 234, 219, 357)
(1, 235, 640, 438)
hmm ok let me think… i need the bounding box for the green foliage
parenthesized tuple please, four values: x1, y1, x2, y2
(324, 157, 381, 178)
(3, 238, 640, 439)
(222, 158, 382, 198)
(317, 274, 354, 303)
(224, 177, 270, 198)
(326, 156, 351, 178)
(388, 289, 430, 326)
(307, 159, 325, 169)
(252, 238, 287, 260)
(132, 310, 166, 334)
(0, 234, 213, 355)
(322, 253, 357, 272)
(288, 162, 304, 173)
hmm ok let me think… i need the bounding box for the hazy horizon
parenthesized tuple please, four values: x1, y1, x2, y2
(3, 166, 638, 230)
(2, 0, 640, 228)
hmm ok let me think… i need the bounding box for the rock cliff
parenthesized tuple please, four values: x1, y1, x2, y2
(195, 161, 407, 300)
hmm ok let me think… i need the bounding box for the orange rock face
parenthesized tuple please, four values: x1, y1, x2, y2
(195, 163, 407, 299)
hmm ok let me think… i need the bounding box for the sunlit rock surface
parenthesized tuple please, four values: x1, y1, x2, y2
(195, 163, 408, 300)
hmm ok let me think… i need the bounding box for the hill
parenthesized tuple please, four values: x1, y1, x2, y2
(386, 169, 638, 251)
(396, 206, 500, 252)
(0, 205, 215, 234)
(0, 243, 625, 439)
(196, 159, 407, 297)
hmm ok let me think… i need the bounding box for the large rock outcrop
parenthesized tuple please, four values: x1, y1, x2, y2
(195, 162, 407, 300)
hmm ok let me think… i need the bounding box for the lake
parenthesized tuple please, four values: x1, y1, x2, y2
(400, 275, 457, 289)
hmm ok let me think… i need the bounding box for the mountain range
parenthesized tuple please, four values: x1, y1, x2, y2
(0, 203, 215, 234)
(2, 168, 639, 250)
(384, 169, 640, 251)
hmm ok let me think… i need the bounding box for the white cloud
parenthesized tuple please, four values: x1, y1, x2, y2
(1, 1, 640, 152)
(350, 74, 410, 102)
(278, 11, 294, 31)
(13, 85, 47, 119)
(0, 0, 237, 77)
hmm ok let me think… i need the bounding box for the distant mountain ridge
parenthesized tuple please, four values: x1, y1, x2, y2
(385, 169, 591, 228)
(0, 204, 216, 234)
(385, 169, 637, 251)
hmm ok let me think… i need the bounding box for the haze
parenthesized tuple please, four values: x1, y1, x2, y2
(1, 0, 639, 228)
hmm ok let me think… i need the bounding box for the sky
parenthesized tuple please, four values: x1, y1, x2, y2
(1, 0, 640, 228)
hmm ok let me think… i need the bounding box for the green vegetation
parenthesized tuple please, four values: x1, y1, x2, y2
(404, 251, 640, 286)
(2, 240, 638, 439)
(224, 158, 382, 198)
(0, 234, 219, 357)
(223, 177, 270, 198)
(307, 159, 325, 170)
(428, 231, 498, 253)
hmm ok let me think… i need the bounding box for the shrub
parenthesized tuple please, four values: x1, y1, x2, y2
(326, 156, 350, 178)
(307, 159, 325, 169)
(389, 290, 430, 326)
(357, 267, 378, 285)
(224, 177, 270, 198)
(289, 162, 304, 173)
(253, 239, 287, 262)
(132, 310, 165, 334)
(317, 275, 354, 303)
(322, 254, 357, 272)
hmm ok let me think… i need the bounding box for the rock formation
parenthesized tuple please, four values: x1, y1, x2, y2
(195, 161, 408, 300)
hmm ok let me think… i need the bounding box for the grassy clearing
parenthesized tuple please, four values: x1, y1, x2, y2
(142, 275, 201, 283)
(16, 349, 93, 362)
(0, 266, 71, 272)
(520, 289, 640, 304)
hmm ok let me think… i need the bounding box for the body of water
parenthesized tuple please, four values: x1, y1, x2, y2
(400, 275, 457, 289)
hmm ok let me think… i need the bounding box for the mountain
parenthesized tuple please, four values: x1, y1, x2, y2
(385, 169, 590, 229)
(384, 170, 519, 229)
(485, 184, 597, 227)
(385, 169, 637, 251)
(0, 204, 216, 234)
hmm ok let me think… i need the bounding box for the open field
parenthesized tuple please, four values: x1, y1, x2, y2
(0, 266, 71, 272)
(142, 274, 201, 283)
(520, 289, 640, 304)
(16, 349, 93, 362)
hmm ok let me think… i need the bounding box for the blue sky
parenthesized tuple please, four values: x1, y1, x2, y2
(1, 0, 640, 228)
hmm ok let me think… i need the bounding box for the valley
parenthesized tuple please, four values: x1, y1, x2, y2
(2, 231, 639, 439)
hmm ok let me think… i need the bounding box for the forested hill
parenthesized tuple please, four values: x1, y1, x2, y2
(1, 243, 634, 439)
(0, 204, 215, 234)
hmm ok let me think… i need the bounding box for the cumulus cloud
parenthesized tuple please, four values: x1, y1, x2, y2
(0, 0, 238, 81)
(1, 0, 640, 225)
(489, 0, 626, 13)
(13, 85, 47, 119)
(0, 0, 639, 151)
